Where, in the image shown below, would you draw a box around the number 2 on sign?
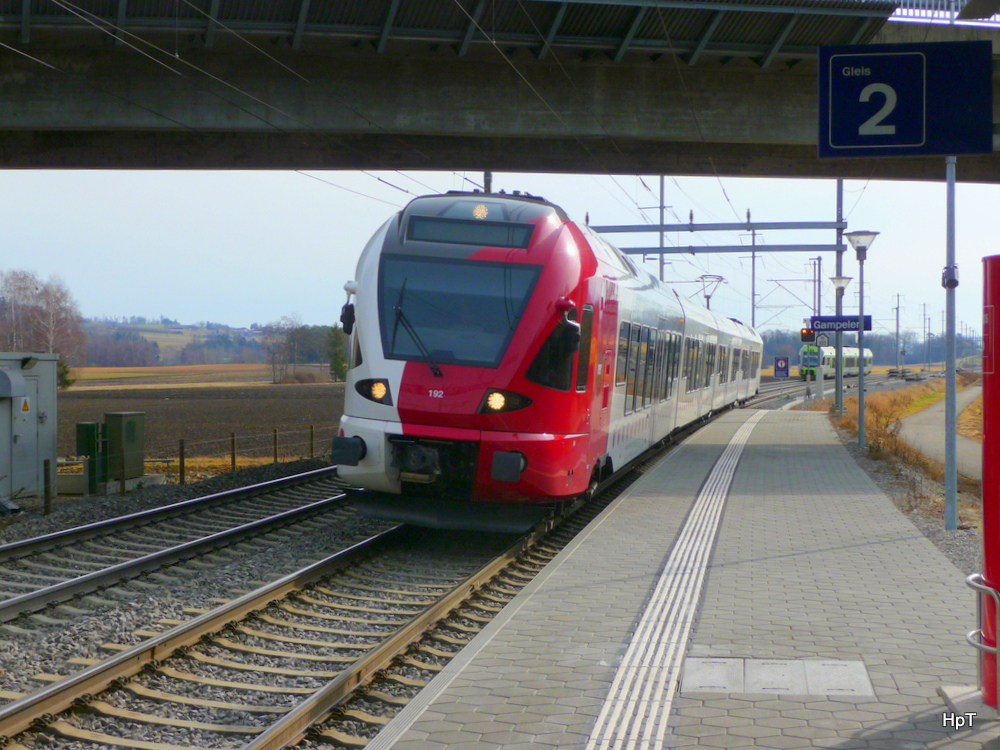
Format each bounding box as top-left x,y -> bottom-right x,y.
858,83 -> 897,136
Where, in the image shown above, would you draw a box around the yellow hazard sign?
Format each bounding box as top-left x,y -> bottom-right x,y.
20,398 -> 29,413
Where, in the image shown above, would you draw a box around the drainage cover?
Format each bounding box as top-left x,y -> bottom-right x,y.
681,658 -> 875,696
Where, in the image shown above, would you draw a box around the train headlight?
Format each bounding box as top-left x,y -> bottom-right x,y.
356,379 -> 393,405
478,389 -> 532,414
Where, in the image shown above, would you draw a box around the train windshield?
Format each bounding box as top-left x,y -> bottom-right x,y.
801,349 -> 820,367
379,255 -> 541,368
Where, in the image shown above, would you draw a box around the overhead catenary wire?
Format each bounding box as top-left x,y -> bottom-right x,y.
39,0 -> 448,205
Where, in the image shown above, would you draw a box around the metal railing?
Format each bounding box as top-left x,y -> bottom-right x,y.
965,572 -> 1000,704
892,0 -> 1000,26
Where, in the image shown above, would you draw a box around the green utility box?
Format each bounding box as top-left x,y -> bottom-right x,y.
75,421 -> 107,495
105,412 -> 145,481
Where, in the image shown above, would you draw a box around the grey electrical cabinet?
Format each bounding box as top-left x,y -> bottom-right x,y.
106,411 -> 145,480
0,353 -> 58,509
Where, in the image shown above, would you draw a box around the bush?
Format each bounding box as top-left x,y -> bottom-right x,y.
279,371 -> 321,384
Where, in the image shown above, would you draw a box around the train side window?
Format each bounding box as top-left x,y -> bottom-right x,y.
663,333 -> 675,399
627,324 -> 641,412
670,334 -> 681,392
683,338 -> 692,391
635,326 -> 649,410
525,309 -> 578,391
616,322 -> 630,387
576,305 -> 594,392
644,329 -> 657,407
731,347 -> 741,380
654,330 -> 666,401
705,343 -> 716,389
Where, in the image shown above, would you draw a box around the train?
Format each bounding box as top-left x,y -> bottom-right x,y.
798,344 -> 873,380
331,191 -> 763,531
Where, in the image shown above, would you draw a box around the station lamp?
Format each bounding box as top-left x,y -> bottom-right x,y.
844,231 -> 879,449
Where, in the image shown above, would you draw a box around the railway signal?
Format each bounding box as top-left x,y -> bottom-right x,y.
800,328 -> 815,343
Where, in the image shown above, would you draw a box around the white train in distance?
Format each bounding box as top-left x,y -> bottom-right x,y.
798,344 -> 873,380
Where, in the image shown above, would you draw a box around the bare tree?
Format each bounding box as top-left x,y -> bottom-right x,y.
261,315 -> 301,384
0,270 -> 85,386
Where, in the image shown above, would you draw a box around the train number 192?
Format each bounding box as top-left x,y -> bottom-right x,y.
428,389 -> 444,399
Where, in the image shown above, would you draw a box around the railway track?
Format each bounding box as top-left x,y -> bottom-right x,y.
0,376 -> 895,749
0,468 -> 356,623
0,448 -> 661,750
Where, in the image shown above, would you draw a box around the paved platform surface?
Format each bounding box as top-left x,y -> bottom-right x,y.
369,410 -> 996,749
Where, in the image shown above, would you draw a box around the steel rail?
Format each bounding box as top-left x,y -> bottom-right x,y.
0,525 -> 407,742
0,466 -> 340,562
243,521 -> 549,750
0,490 -> 348,623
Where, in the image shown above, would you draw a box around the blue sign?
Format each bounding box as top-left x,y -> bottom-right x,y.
818,41 -> 992,157
774,357 -> 789,379
811,315 -> 872,331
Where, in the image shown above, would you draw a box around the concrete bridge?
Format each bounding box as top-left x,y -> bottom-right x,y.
2,0 -> 999,181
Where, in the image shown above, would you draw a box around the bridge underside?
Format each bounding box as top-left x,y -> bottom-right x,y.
5,130 -> 993,182
0,11 -> 997,181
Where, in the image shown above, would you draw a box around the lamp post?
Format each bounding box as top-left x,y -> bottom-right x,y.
830,275 -> 852,416
845,231 -> 879,449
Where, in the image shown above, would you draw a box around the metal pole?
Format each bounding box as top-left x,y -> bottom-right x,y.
835,180 -> 844,416
43,459 -> 51,516
750,210 -> 757,327
945,155 -> 958,530
980,254 -> 1000,706
858,252 -> 866,449
659,175 -> 665,282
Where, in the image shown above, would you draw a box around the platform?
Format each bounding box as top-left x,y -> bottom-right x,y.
368,410 -> 997,749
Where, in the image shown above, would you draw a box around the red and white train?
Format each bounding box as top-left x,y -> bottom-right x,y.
332,191 -> 762,530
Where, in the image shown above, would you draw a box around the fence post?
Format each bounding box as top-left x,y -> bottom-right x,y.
310,425 -> 315,458
231,432 -> 237,473
43,459 -> 51,516
273,429 -> 278,463
179,439 -> 186,486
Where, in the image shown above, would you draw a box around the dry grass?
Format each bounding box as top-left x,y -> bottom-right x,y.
69,364 -> 332,389
832,372 -> 982,529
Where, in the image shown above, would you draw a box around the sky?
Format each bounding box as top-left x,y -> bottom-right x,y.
1,167 -> 996,343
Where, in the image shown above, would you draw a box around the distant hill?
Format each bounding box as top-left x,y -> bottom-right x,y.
82,320 -> 263,365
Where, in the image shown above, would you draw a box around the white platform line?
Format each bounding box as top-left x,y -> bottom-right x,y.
586,410 -> 767,750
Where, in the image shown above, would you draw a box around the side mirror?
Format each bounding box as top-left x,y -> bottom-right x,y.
340,303 -> 356,335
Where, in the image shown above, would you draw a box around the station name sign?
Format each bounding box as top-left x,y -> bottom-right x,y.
810,315 -> 872,331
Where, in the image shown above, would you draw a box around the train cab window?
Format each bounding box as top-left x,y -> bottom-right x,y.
379,255 -> 540,369
576,306 -> 594,392
526,308 -> 578,391
616,322 -> 630,387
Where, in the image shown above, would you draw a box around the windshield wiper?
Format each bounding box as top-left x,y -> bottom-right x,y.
392,279 -> 443,377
